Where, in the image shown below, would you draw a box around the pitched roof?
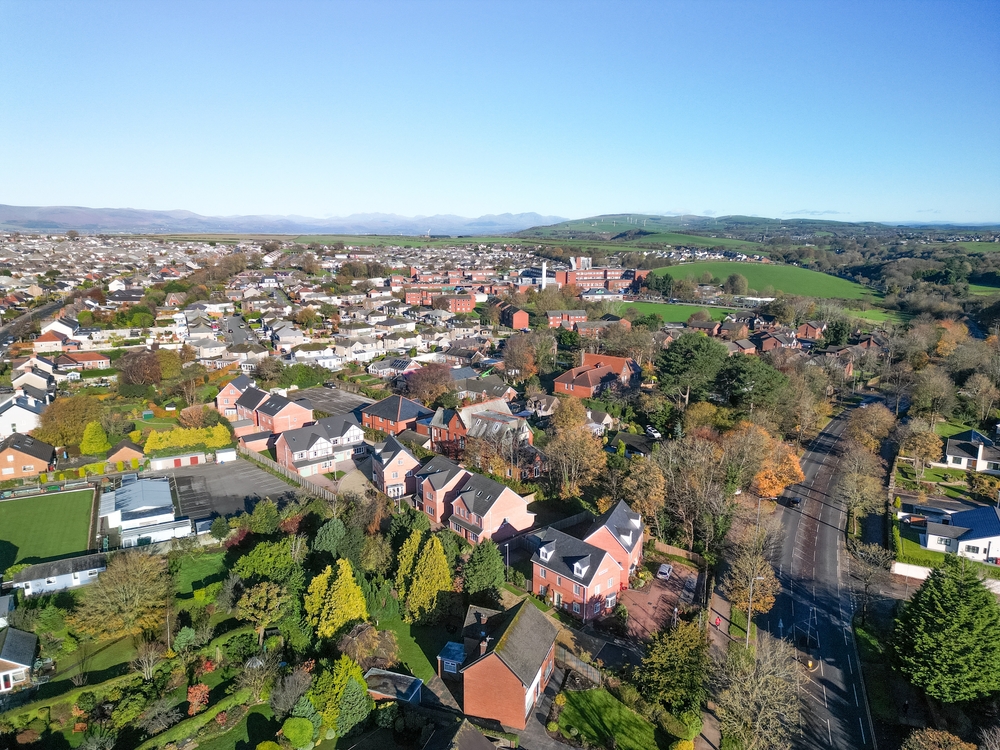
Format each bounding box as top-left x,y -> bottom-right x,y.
455,472 -> 516,517
107,438 -> 145,457
530,527 -> 617,587
235,387 -> 270,410
415,455 -> 466,490
945,506 -> 1000,541
946,430 -> 999,461
585,500 -> 643,554
12,553 -> 107,583
0,627 -> 37,669
423,720 -> 496,750
280,413 -> 363,452
362,395 -> 434,422
461,600 -> 557,686
372,435 -> 415,467
0,433 -> 54,462
256,394 -> 313,416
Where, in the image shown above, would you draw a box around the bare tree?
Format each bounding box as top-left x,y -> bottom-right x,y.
715,633 -> 800,750
269,668 -> 313,719
979,725 -> 1000,750
236,651 -> 280,702
130,640 -> 164,681
137,698 -> 182,735
70,643 -> 92,686
849,541 -> 894,625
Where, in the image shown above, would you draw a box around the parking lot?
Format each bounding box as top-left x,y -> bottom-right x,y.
150,460 -> 297,521
295,386 -> 373,415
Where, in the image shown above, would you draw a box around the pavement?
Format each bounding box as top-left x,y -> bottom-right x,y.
763,403 -> 878,749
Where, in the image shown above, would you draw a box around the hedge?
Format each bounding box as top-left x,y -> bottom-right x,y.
135,688 -> 252,749
144,424 -> 231,452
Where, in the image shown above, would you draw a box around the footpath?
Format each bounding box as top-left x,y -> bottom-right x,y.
696,588 -> 730,750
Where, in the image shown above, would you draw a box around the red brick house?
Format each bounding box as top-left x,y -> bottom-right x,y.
496,303 -> 529,330
436,294 -> 475,314
215,374 -> 256,418
687,320 -> 721,337
546,310 -> 588,329
797,321 -> 826,340
413,456 -> 535,542
553,353 -> 641,398
361,395 -> 434,436
530,527 -> 623,621
583,501 -> 644,580
437,601 -> 558,730
370,436 -> 422,498
0,434 -> 55,480
419,400 -> 532,456
234,387 -> 270,424
254,394 -> 314,434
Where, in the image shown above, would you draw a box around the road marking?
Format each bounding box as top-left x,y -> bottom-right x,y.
854,683 -> 859,706
820,660 -> 825,677
823,684 -> 828,709
859,717 -> 866,745
847,654 -> 853,674
827,718 -> 833,744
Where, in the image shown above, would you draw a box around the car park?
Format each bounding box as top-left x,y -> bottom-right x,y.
789,496 -> 801,507
656,563 -> 673,580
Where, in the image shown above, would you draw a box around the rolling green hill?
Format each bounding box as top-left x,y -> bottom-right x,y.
516,214 -> 761,249
652,261 -> 874,300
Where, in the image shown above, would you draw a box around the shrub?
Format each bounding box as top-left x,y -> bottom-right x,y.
671,741 -> 695,750
76,692 -> 97,713
282,717 -> 315,748
257,744 -> 281,750
547,721 -> 559,733
554,692 -> 567,707
187,683 -> 210,715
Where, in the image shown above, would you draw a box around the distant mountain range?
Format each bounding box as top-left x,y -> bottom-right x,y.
0,205 -> 567,236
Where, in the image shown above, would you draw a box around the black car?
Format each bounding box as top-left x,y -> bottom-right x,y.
789,496 -> 802,507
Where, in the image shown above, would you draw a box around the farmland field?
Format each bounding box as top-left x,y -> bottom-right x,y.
0,489 -> 94,571
620,301 -> 737,322
968,283 -> 1000,296
651,261 -> 873,300
844,308 -> 911,325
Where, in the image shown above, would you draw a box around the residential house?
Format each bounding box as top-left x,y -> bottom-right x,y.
752,332 -> 799,353
0,396 -> 45,439
441,348 -> 484,367
414,456 -> 468,524
370,435 -> 421,498
453,375 -> 518,403
12,553 -> 107,598
530,527 -> 623,621
687,320 -> 721,337
421,399 -> 532,456
368,357 -> 421,379
496,303 -> 529,330
797,321 -> 826,340
107,439 -> 145,466
546,310 -> 588,329
583,500 -> 644,579
32,330 -> 71,354
215,374 -> 257,418
275,413 -> 366,477
361,395 -> 434,436
604,431 -> 654,458
0,627 -> 37,693
436,294 -> 476,314
553,352 -> 641,398
944,430 -> 1000,473
921,506 -> 1000,561
0,434 -> 54,479
583,408 -> 614,436
254,394 -> 314,434
55,351 -> 112,370
446,470 -> 535,543
437,601 -> 558,730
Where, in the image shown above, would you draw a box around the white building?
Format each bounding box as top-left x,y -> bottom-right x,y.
99,477 -> 192,547
0,395 -> 46,439
12,553 -> 108,598
922,506 -> 1000,562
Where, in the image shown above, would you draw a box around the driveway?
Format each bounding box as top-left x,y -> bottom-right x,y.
619,566 -> 698,639
520,664 -> 570,750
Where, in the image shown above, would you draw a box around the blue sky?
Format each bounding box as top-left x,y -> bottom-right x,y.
1,0 -> 997,223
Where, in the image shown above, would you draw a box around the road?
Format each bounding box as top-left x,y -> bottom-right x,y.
762,405 -> 878,749
221,314 -> 254,346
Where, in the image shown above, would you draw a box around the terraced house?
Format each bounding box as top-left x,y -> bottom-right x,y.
275,413 -> 366,477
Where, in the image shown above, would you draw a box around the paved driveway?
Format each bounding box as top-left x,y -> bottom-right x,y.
150,459 -> 297,521
620,566 -> 698,639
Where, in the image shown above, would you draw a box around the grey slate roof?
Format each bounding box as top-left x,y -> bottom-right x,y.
372,435 -> 414,467
281,413 -> 362,452
926,521 -> 969,540
235,387 -> 269,410
529,527 -> 613,587
0,627 -> 37,668
0,433 -> 54,462
585,500 -> 643,555
422,720 -> 496,750
945,430 -> 1000,462
12,553 -> 107,584
455,472 -> 512,516
225,373 -> 255,392
416,455 -> 465,491
362,395 -> 434,422
460,600 -> 557,687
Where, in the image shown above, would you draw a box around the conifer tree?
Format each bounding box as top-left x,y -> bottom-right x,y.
313,518 -> 346,556
394,529 -> 425,600
79,420 -> 111,455
636,620 -> 709,713
305,559 -> 368,638
309,655 -> 372,732
405,535 -> 452,624
892,556 -> 1000,703
463,539 -> 505,602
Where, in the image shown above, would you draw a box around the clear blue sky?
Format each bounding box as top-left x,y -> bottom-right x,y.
1,1 -> 997,224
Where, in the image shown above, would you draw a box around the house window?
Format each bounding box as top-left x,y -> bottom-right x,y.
952,456 -> 962,465
443,660 -> 458,673
989,462 -> 1000,471
556,576 -> 562,586
470,533 -> 479,543
392,472 -> 398,479
965,545 -> 981,554
606,593 -> 616,608
573,584 -> 582,596
539,568 -> 546,579
572,602 -> 581,614
45,578 -> 55,584
593,601 -> 602,614
88,570 -> 98,577
939,537 -> 953,547
595,584 -> 601,594
608,577 -> 615,589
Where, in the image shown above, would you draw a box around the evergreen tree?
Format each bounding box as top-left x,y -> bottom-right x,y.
305,559 -> 368,638
389,507 -> 430,549
79,420 -> 111,455
313,518 -> 346,557
463,539 -> 505,603
361,576 -> 398,625
636,621 -> 709,713
394,529 -> 425,600
249,497 -> 280,535
405,536 -> 452,624
309,655 -> 370,731
336,674 -> 374,737
892,556 -> 1000,703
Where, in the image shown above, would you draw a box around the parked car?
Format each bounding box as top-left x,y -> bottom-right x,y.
645,425 -> 662,440
656,563 -> 673,580
789,496 -> 801,507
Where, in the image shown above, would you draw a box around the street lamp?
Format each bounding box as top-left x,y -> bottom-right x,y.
746,575 -> 765,649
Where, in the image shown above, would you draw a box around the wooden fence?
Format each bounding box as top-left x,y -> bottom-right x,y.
236,445 -> 338,504
556,644 -> 602,686
644,533 -> 707,567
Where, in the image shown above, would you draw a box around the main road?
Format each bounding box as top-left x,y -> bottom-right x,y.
760,404 -> 878,749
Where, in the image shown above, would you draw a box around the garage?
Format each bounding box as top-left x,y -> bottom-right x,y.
149,453 -> 206,471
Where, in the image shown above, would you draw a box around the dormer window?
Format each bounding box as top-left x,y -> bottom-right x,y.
539,544 -> 554,563
573,560 -> 590,577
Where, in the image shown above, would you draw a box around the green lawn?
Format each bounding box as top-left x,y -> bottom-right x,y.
651,261 -> 873,299
969,283 -> 1000,295
934,420 -> 970,439
844,308 -> 911,325
174,551 -> 228,596
620,301 -> 736,322
728,605 -> 757,643
379,616 -> 451,683
558,688 -> 662,750
897,523 -> 947,567
0,489 -> 94,571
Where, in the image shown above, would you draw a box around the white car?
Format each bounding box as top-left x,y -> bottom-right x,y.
645,425 -> 662,440
656,563 -> 673,580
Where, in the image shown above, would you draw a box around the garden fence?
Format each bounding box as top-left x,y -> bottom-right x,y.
556,645 -> 602,686
235,444 -> 338,504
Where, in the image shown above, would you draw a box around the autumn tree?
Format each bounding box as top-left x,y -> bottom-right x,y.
723,546 -> 779,618
846,403 -> 896,453
550,395 -> 586,432
236,582 -> 289,639
117,349 -> 162,386
406,363 -> 454,405
405,535 -> 452,624
155,348 -> 182,380
71,553 -> 170,639
502,334 -> 537,383
621,457 -> 666,531
546,425 -> 607,498
304,560 -> 368,638
722,273 -> 748,296
34,395 -> 103,446
839,472 -> 885,534
964,372 -> 999,423
902,430 -> 943,476
901,729 -> 975,750
911,365 -> 956,424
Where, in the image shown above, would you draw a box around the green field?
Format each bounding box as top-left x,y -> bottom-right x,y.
969,283 -> 1000,296
844,308 -> 911,325
652,261 -> 874,300
620,301 -> 737,322
558,688 -> 661,750
0,490 -> 94,571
